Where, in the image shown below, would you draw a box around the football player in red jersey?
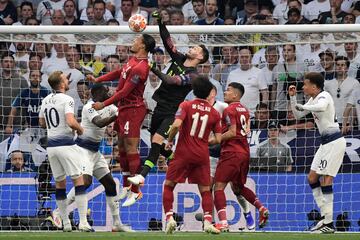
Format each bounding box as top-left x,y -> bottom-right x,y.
87,34 -> 156,207
213,82 -> 269,231
163,76 -> 221,234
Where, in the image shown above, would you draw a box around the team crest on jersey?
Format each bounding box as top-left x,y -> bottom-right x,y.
131,75 -> 140,84
69,101 -> 74,107
88,108 -> 95,114
225,115 -> 231,125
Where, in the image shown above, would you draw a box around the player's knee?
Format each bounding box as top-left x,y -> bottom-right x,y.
152,133 -> 164,144
100,174 -> 117,196
307,173 -> 318,185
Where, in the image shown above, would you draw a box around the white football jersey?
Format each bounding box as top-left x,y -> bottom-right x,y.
213,101 -> 228,116
291,91 -> 339,135
39,93 -> 75,142
80,99 -> 118,143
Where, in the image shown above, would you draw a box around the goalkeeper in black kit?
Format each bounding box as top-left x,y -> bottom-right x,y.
128,11 -> 210,188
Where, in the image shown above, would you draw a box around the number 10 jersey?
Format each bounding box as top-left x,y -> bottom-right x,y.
39,92 -> 76,147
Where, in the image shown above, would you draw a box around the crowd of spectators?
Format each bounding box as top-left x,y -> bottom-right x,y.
0,0 -> 359,173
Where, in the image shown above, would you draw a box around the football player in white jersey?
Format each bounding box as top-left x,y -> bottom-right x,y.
52,84 -> 133,232
289,72 -> 346,234
39,71 -> 92,232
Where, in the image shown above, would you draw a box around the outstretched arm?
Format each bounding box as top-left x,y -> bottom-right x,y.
154,12 -> 185,62
150,62 -> 195,86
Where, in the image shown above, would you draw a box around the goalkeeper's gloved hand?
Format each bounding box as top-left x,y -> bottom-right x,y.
152,11 -> 162,23
149,61 -> 157,72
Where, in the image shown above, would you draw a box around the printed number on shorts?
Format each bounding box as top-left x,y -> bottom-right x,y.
124,121 -> 129,134
319,159 -> 328,171
190,112 -> 209,139
240,114 -> 249,136
44,107 -> 60,129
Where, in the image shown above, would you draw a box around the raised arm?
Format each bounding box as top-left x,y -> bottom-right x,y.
87,69 -> 122,83
290,96 -> 309,119
150,62 -> 195,86
153,11 -> 185,62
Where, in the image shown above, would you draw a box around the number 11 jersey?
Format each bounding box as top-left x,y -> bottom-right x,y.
174,99 -> 221,161
39,93 -> 76,146
221,102 -> 250,155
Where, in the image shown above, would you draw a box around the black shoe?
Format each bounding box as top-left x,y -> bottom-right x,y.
311,222 -> 335,234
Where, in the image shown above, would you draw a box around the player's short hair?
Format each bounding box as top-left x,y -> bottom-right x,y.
192,75 -> 213,99
199,44 -> 209,64
142,34 -> 156,54
48,71 -> 63,90
91,84 -> 107,98
228,82 -> 245,97
304,72 -> 324,90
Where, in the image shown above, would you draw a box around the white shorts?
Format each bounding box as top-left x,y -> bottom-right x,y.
79,147 -> 110,180
210,157 -> 219,178
47,145 -> 83,181
311,137 -> 346,177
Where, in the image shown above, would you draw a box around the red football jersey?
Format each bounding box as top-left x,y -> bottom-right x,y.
99,56 -> 149,110
221,102 -> 250,155
174,99 -> 221,161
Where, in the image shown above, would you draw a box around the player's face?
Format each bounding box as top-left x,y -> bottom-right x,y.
206,88 -> 216,105
130,36 -> 144,53
187,46 -> 203,62
60,73 -> 70,91
224,86 -> 237,103
302,79 -> 317,96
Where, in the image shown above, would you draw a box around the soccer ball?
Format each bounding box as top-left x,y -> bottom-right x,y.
128,14 -> 147,32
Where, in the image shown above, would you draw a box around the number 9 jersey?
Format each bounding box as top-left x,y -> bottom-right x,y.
39,93 -> 76,146
221,102 -> 250,155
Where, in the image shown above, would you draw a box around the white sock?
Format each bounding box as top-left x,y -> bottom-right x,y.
56,199 -> 71,226
322,186 -> 334,224
312,187 -> 324,216
75,193 -> 89,225
106,196 -> 120,226
66,187 -> 76,206
237,195 -> 250,213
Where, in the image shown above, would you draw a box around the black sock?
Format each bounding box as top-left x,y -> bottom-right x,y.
141,142 -> 161,177
160,143 -> 173,158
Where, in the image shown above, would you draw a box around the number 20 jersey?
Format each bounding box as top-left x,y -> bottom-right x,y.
221,102 -> 250,155
39,93 -> 76,146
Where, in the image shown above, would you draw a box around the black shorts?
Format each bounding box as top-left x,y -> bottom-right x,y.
149,110 -> 175,138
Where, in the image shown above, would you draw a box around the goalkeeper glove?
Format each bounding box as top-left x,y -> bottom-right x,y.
149,61 -> 157,72
152,11 -> 162,23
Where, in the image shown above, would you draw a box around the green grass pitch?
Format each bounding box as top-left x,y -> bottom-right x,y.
0,232 -> 358,240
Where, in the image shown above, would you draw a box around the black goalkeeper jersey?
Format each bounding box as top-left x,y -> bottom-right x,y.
152,22 -> 198,114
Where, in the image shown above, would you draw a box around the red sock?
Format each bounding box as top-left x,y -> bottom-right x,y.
163,185 -> 174,219
214,190 -> 227,222
123,175 -> 130,188
201,191 -> 213,223
131,184 -> 139,193
241,186 -> 263,210
119,151 -> 128,171
127,153 -> 140,175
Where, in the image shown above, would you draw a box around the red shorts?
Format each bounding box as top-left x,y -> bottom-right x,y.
214,152 -> 249,186
114,106 -> 146,138
166,156 -> 211,186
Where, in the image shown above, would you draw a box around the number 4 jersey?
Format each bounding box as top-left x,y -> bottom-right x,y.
174,99 -> 221,161
39,93 -> 76,146
221,102 -> 250,155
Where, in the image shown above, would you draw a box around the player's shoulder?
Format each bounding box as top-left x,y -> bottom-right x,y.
83,99 -> 94,111
318,91 -> 332,99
